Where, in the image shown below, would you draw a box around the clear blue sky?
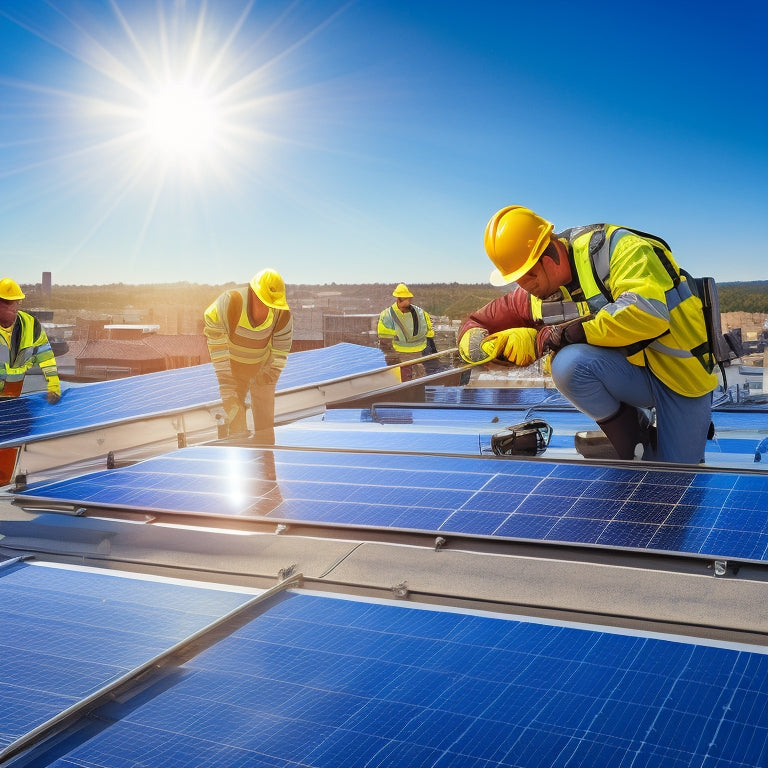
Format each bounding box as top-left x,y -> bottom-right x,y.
1,0 -> 766,287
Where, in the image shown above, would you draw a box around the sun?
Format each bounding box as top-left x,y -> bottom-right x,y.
140,80 -> 223,165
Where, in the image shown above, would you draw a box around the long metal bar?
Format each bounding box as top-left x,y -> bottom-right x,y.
0,572 -> 302,766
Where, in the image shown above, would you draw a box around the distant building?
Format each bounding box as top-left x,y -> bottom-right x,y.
104,324 -> 161,340
65,335 -> 210,381
42,272 -> 51,298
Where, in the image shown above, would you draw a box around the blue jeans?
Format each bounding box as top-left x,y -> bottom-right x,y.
551,344 -> 713,464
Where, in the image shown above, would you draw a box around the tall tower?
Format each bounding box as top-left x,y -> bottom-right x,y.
42,271 -> 52,298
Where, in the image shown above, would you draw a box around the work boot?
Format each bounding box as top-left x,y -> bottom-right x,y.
596,402 -> 651,460
575,404 -> 654,460
574,431 -> 620,460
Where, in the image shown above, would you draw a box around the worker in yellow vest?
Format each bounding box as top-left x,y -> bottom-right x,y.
377,284 -> 436,381
204,269 -> 293,443
458,206 -> 717,464
0,277 -> 61,403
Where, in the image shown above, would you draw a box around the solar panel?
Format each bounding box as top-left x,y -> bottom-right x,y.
325,406 -> 768,458
426,385 -> 573,408
30,591 -> 768,768
13,445 -> 768,563
276,426 -> 488,454
0,561 -> 254,749
426,385 -> 768,417
0,343 -> 387,448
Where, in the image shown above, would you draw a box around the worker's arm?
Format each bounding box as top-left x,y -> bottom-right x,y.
261,310 -> 293,384
458,288 -> 536,338
29,322 -> 61,402
376,308 -> 397,340
458,288 -> 538,364
203,294 -> 237,398
376,308 -> 397,354
424,311 -> 435,339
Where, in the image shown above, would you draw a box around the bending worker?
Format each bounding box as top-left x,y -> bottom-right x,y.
0,277 -> 61,403
458,206 -> 718,464
204,268 -> 293,443
377,283 -> 436,381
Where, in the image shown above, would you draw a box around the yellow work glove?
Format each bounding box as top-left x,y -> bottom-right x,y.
458,328 -> 491,364
46,374 -> 61,404
481,327 -> 538,367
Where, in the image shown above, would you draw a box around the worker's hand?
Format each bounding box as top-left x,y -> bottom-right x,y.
458,328 -> 490,364
483,327 -> 538,367
258,368 -> 280,386
535,316 -> 591,357
46,391 -> 61,405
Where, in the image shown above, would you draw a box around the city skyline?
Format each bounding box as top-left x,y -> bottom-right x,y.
1,0 -> 766,287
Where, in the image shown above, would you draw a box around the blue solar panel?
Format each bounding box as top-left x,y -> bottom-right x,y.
276,427 -> 488,454
0,562 -> 253,750
325,406 -> 768,457
426,385 -> 573,407
13,445 -> 768,563
34,592 -> 768,767
426,385 -> 768,417
0,343 -> 387,447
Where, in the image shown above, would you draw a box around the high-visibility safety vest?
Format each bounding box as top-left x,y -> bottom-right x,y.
377,304 -> 434,353
204,287 -> 293,378
0,310 -> 60,398
530,225 -> 718,398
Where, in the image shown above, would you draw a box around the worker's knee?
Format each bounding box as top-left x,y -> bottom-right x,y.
550,344 -> 592,390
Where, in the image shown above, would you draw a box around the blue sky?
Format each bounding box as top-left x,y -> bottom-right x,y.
0,0 -> 766,287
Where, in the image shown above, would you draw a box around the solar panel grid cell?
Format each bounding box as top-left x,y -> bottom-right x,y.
12,445 -> 768,561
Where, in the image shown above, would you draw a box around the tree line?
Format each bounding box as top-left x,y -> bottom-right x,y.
21,279 -> 768,321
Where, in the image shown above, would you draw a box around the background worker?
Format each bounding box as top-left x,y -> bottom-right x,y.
377,283 -> 437,381
204,268 -> 293,443
458,206 -> 718,464
0,277 -> 61,403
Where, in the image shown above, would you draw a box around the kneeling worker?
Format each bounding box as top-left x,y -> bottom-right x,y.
458,206 -> 718,464
0,277 -> 61,403
204,269 -> 293,443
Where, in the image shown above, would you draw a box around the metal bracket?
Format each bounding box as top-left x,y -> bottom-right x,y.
713,560 -> 728,577
434,536 -> 447,552
392,581 -> 409,599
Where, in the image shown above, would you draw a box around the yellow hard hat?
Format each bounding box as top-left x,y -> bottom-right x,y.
484,206 -> 554,285
0,278 -> 25,301
392,283 -> 413,298
250,268 -> 288,310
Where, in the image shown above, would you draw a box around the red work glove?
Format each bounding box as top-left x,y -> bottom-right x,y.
535,316 -> 591,358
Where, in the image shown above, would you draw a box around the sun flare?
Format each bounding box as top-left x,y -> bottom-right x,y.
140,81 -> 223,164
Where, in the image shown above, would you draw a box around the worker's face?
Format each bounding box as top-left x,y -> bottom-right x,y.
396,297 -> 411,310
516,240 -> 570,299
0,298 -> 20,328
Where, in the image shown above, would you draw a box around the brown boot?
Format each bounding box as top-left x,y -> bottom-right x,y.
595,403 -> 647,460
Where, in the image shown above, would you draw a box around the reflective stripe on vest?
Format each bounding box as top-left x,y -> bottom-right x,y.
385,305 -> 428,352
